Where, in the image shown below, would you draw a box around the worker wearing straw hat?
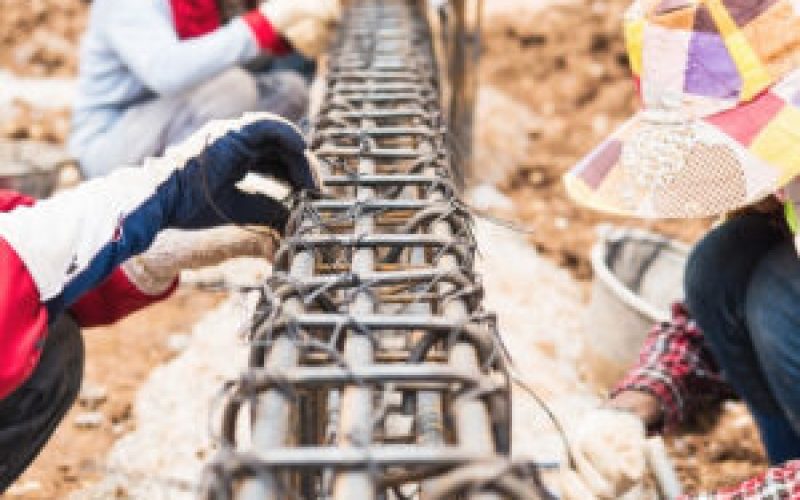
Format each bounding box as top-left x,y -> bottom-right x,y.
560,0 -> 800,497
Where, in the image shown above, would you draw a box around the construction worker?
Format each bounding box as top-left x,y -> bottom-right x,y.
558,0 -> 800,498
0,113 -> 320,491
69,0 -> 340,179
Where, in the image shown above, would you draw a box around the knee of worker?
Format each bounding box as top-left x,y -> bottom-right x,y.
185,68 -> 261,125
746,244 -> 800,428
683,230 -> 733,322
684,214 -> 783,327
33,316 -> 84,403
254,70 -> 310,123
0,316 -> 84,423
745,243 -> 800,358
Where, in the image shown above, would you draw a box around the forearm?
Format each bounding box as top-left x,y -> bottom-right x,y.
611,302 -> 731,432
69,267 -> 178,327
0,163 -> 177,314
607,388 -> 664,431
0,113 -> 306,319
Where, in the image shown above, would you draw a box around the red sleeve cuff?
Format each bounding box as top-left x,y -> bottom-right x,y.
242,10 -> 292,56
0,190 -> 36,212
70,268 -> 178,328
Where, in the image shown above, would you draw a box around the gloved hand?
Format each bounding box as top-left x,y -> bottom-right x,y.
152,112 -> 322,231
260,0 -> 341,58
0,112 -> 318,316
563,408 -> 648,499
122,226 -> 279,295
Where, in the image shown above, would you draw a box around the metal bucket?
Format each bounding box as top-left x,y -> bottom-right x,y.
0,140 -> 71,198
584,225 -> 689,390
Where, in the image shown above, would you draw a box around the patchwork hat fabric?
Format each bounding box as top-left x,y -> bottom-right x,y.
564,0 -> 800,218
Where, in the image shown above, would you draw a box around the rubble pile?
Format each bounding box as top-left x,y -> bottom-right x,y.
1,100 -> 71,144
0,0 -> 87,77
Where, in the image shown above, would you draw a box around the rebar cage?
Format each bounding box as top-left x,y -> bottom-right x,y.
201,1 -> 553,498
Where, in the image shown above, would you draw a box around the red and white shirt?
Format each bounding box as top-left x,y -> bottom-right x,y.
0,190 -> 175,401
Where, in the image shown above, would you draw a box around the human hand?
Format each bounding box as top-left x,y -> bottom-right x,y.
260,0 -> 341,58
150,112 -> 321,231
566,408 -> 648,499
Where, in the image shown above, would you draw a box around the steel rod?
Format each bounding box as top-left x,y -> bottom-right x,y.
200,1 -> 542,498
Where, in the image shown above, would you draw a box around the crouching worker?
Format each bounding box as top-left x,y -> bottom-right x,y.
0,113 -> 320,491
69,0 -> 340,178
555,0 -> 800,497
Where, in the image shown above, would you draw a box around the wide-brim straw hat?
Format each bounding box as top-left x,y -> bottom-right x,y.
564,0 -> 800,218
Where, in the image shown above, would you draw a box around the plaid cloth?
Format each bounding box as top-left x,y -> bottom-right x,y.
690,461 -> 800,499
612,302 -> 800,499
611,302 -> 732,432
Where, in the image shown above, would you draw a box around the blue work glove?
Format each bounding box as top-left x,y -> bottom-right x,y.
164,114 -> 320,232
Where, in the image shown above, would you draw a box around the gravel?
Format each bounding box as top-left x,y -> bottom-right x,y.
0,70 -> 76,109
70,220 -> 641,498
71,291 -> 260,500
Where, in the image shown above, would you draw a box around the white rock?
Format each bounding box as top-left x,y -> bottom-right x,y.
473,85 -> 540,188
166,334 -> 191,354
467,183 -> 514,211
74,412 -> 104,429
79,384 -> 108,410
0,70 -> 76,109
5,480 -> 42,496
72,297 -> 256,500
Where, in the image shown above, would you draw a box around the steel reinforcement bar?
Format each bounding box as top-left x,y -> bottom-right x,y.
201,1 -> 553,498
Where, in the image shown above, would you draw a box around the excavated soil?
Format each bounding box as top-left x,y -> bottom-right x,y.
6,288 -> 225,499
0,0 -> 85,77
0,0 -> 83,143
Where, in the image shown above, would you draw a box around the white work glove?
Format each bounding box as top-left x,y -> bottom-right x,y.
122,226 -> 279,295
562,408 -> 648,499
260,0 -> 341,58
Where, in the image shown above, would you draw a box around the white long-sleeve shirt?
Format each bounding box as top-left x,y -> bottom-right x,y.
69,0 -> 287,160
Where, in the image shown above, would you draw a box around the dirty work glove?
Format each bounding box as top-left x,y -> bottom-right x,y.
260,0 -> 341,58
0,113 -> 317,317
564,408 -> 648,499
122,226 -> 279,295
157,111 -> 322,230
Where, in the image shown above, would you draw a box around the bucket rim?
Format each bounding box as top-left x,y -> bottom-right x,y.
591,225 -> 689,323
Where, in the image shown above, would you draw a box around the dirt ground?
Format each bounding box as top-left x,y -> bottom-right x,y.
0,0 -> 85,77
480,2 -> 714,280
0,0 -> 773,496
0,0 -> 81,143
6,288 -> 225,499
